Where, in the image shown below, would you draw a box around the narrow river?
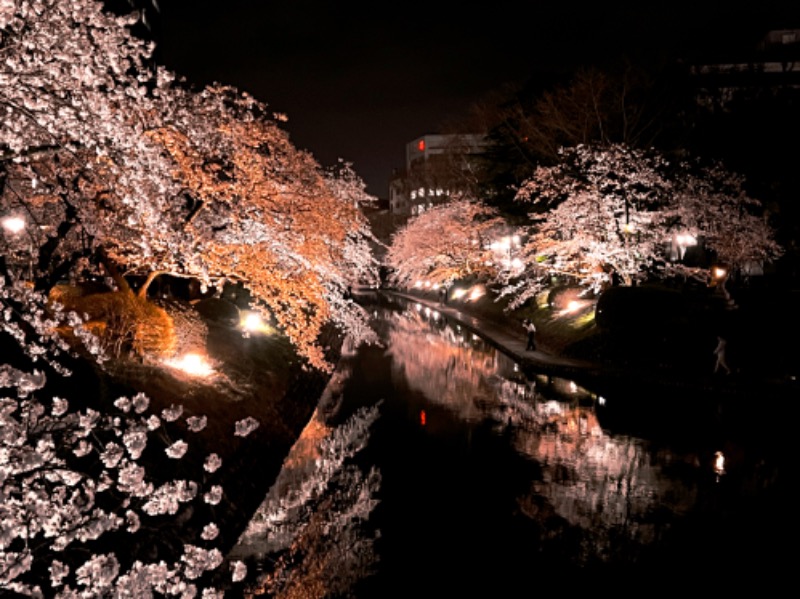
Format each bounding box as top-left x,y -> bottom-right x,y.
230,291 -> 793,596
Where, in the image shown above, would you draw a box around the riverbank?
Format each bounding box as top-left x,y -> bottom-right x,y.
373,287 -> 799,402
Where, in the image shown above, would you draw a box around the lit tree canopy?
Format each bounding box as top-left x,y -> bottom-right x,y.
503,144 -> 783,308
385,199 -> 507,289
0,0 -> 378,370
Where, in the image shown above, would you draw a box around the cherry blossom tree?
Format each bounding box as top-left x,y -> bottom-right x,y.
385,199 -> 508,290
143,84 -> 379,369
501,144 -> 783,309
0,280 -> 262,596
0,0 -> 379,370
0,1 -> 378,594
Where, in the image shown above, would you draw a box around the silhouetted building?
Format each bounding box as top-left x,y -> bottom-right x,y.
690,28 -> 800,108
388,134 -> 489,216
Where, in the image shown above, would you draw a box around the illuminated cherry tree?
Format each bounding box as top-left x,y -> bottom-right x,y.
0,0 -> 378,370
0,281 -> 262,596
501,144 -> 783,308
0,1 -> 377,595
385,199 -> 507,289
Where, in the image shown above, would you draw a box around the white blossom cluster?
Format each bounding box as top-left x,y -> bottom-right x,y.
503,144 -> 783,307
0,282 -> 251,596
386,143 -> 783,312
0,0 -> 380,372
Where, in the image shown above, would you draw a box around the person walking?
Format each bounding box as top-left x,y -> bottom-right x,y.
713,335 -> 731,374
523,319 -> 537,351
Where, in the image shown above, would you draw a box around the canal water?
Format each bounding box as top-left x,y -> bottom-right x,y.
231,291 -> 793,596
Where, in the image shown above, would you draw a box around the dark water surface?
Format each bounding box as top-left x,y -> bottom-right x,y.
232,292 -> 794,596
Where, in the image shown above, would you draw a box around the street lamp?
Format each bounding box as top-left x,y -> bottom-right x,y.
2,216 -> 25,234
491,234 -> 522,273
675,233 -> 697,260
1,215 -> 33,279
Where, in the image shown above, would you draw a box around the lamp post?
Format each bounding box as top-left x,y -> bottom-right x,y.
492,234 -> 522,274
675,233 -> 697,261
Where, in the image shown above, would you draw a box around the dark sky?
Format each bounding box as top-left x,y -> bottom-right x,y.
152,1 -> 799,198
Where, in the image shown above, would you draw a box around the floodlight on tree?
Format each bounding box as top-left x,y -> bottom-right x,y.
467,286 -> 485,302
240,311 -> 273,335
163,352 -> 215,378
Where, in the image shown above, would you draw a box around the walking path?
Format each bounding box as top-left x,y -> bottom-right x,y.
379,289 -> 798,400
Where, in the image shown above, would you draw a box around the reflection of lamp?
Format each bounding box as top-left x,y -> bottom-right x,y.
713,450 -> 725,478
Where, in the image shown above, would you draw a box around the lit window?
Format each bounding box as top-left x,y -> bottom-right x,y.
418,187 -> 425,197
410,190 -> 416,200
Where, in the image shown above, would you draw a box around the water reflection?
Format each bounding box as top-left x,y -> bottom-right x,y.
230,292 -> 792,595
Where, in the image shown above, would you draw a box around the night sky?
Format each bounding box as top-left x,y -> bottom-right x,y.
152,1 -> 799,198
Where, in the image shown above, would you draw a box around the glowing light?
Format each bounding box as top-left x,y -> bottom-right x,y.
420,410 -> 426,426
467,286 -> 484,302
2,216 -> 25,234
558,298 -> 592,317
164,352 -> 215,377
713,451 -> 725,477
452,288 -> 467,300
713,266 -> 727,280
240,311 -> 272,334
